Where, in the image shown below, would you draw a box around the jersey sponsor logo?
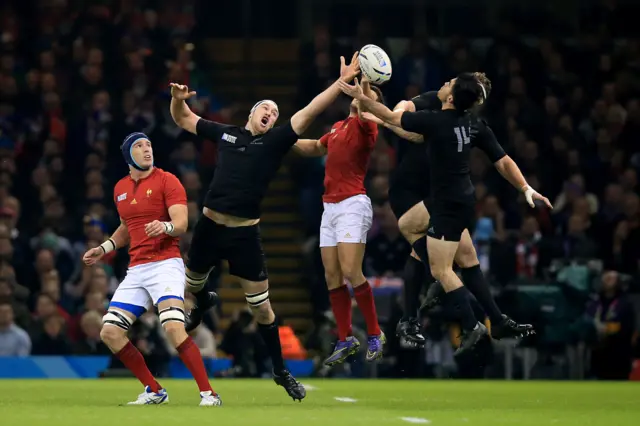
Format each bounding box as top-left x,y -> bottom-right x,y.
117,193 -> 127,202
222,133 -> 237,144
238,147 -> 246,152
330,128 -> 336,133
427,226 -> 435,234
146,189 -> 152,197
250,138 -> 263,145
131,198 -> 138,205
344,232 -> 352,238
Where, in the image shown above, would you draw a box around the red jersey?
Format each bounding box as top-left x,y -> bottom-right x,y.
320,116 -> 378,203
114,168 -> 187,267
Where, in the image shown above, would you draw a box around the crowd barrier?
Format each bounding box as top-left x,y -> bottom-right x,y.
0,356 -> 315,379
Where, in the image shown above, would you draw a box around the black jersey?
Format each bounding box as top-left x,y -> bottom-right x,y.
196,119 -> 298,219
400,109 -> 506,204
389,91 -> 441,193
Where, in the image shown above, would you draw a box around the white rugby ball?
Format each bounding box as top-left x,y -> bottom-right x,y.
358,44 -> 392,85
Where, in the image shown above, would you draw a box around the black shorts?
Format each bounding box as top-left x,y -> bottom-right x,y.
425,200 -> 476,242
388,182 -> 429,220
186,215 -> 268,282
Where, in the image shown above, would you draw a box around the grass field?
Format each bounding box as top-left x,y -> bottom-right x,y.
0,379 -> 637,426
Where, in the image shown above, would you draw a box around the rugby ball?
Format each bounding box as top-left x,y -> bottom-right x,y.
358,44 -> 392,85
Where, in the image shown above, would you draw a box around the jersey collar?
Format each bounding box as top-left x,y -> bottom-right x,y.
129,167 -> 158,183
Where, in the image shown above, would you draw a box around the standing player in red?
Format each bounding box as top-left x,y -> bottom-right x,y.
293,79 -> 386,366
82,132 -> 221,406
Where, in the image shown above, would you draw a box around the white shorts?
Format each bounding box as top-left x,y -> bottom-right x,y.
109,257 -> 185,317
320,194 -> 373,247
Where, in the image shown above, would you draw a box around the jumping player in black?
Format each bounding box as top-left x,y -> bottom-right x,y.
169,53 -> 360,400
341,73 -> 552,355
367,73 -> 535,347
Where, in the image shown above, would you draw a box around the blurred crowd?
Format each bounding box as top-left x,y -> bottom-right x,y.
0,0 -> 638,380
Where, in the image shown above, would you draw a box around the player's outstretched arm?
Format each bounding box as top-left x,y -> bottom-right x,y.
169,83 -> 200,134
292,139 -> 327,157
338,78 -> 403,127
290,52 -> 360,136
494,156 -> 553,209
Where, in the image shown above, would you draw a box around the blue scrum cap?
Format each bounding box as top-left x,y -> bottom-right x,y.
121,132 -> 152,171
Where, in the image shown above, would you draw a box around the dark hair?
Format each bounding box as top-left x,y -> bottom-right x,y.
369,85 -> 385,105
452,72 -> 482,111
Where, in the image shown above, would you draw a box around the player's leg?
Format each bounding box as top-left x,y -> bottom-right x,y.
334,194 -> 384,361
184,215 -> 221,332
320,237 -> 360,366
228,225 -> 305,401
426,204 -> 488,356
394,200 -> 439,345
455,231 -> 534,339
151,258 -> 222,406
101,275 -> 167,405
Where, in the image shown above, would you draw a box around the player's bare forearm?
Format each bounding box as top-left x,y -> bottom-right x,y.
384,123 -> 424,143
292,139 -> 326,157
290,80 -> 342,135
395,100 -> 416,113
494,155 -> 528,190
110,223 -> 130,248
170,98 -> 200,134
360,97 -> 403,127
167,204 -> 188,236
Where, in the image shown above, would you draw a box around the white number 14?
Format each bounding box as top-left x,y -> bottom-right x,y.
454,126 -> 470,152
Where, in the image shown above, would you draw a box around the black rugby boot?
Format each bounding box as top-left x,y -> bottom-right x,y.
454,322 -> 489,357
273,369 -> 306,402
396,318 -> 426,347
185,291 -> 219,333
491,314 -> 535,340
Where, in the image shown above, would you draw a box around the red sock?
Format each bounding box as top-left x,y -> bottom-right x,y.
329,285 -> 352,341
353,281 -> 381,336
177,336 -> 213,393
115,341 -> 161,393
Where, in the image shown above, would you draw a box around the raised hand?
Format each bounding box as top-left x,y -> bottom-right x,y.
338,78 -> 366,100
169,83 -> 197,100
339,52 -> 360,82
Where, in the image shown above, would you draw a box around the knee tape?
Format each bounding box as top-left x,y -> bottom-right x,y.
185,269 -> 210,293
159,306 -> 185,326
245,290 -> 269,307
102,310 -> 133,331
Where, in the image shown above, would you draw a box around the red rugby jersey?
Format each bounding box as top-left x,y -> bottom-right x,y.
113,168 -> 187,267
320,116 -> 378,203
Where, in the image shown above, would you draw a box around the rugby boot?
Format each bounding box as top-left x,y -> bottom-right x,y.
365,332 -> 386,362
396,318 -> 426,347
491,314 -> 535,340
454,322 -> 489,357
126,386 -> 169,405
323,336 -> 361,366
199,390 -> 222,406
273,369 -> 306,402
419,280 -> 445,314
185,291 -> 219,333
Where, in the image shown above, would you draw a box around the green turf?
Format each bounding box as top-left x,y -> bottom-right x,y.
0,379 -> 637,426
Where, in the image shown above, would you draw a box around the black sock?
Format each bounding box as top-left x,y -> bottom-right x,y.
461,265 -> 502,323
258,319 -> 286,374
411,236 -> 435,282
445,287 -> 478,331
401,256 -> 425,320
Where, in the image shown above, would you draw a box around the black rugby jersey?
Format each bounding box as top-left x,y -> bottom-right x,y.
390,91 -> 441,194
400,109 -> 506,204
196,119 -> 298,219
